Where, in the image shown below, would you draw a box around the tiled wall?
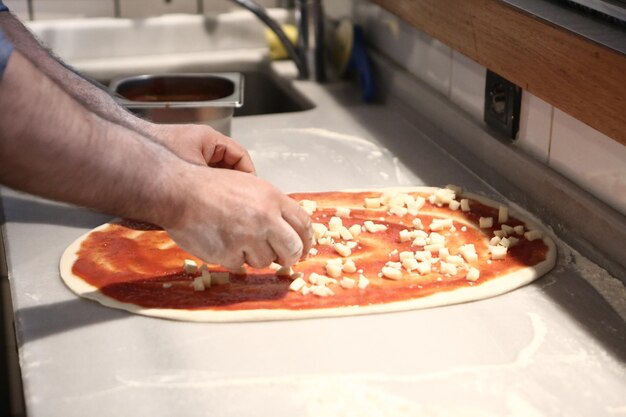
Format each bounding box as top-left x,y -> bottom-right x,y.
355,3 -> 626,216
3,0 -> 280,20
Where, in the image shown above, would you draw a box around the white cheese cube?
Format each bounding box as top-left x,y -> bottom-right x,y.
334,242 -> 352,257
446,184 -> 463,194
339,226 -> 354,240
399,251 -> 415,261
459,244 -> 478,263
449,200 -> 461,210
162,283 -> 172,289
201,268 -> 212,287
290,272 -> 304,281
289,277 -> 306,292
382,266 -> 403,280
358,275 -> 370,289
466,267 -> 480,281
317,237 -> 333,246
309,248 -> 318,256
414,250 -> 432,261
312,223 -> 328,240
414,196 -> 426,211
460,199 -> 471,212
428,232 -> 446,244
438,247 -> 450,259
346,241 -> 358,249
402,258 -> 419,271
325,261 -> 343,277
299,199 -> 317,215
415,261 -> 432,275
212,272 -> 230,285
445,255 -> 464,265
461,226 -> 468,232
499,237 -> 511,248
340,277 -> 356,289
364,197 -> 382,208
192,276 -> 205,291
429,218 -> 454,231
269,262 -> 282,271
348,224 -> 362,237
411,237 -> 426,247
490,245 -> 508,260
301,286 -> 311,295
328,216 -> 343,232
494,230 -> 507,238
389,206 -> 408,217
501,224 -> 515,234
498,206 -> 509,223
440,261 -> 458,275
514,225 -> 525,235
336,207 -> 351,218
183,259 -> 198,274
524,230 -> 543,241
424,243 -> 444,252
428,194 -> 437,204
310,285 -> 334,297
374,224 -> 388,232
342,259 -> 357,273
276,266 -> 294,276
399,229 -> 412,243
412,218 -> 424,230
385,261 -> 402,269
479,217 -> 493,228
325,230 -> 341,239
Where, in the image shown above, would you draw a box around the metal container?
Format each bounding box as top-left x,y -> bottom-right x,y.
109,73 -> 244,135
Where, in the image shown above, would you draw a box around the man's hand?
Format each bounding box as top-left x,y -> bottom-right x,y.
164,166 -> 312,271
144,123 -> 256,174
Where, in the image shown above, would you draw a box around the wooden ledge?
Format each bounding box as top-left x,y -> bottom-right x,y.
372,0 -> 626,146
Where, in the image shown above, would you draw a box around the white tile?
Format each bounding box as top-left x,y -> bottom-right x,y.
515,91 -> 552,163
550,109 -> 626,215
121,0 -> 197,18
354,3 -> 451,95
449,50 -> 486,122
5,0 -> 115,20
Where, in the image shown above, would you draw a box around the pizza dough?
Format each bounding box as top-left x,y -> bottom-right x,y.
59,187 -> 557,322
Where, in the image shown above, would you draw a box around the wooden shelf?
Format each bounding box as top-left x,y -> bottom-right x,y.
372,0 -> 626,146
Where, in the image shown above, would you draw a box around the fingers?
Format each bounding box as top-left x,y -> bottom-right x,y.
242,241 -> 276,269
268,218 -> 305,267
281,200 -> 313,259
204,132 -> 256,175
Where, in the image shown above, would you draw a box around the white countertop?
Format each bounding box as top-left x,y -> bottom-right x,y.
2,65 -> 626,417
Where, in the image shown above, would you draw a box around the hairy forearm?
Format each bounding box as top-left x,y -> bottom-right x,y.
0,51 -> 185,228
0,12 -> 156,136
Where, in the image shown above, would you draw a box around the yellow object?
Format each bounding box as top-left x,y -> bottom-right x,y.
265,24 -> 298,60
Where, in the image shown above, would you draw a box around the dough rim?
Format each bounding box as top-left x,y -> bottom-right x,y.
59,186 -> 557,322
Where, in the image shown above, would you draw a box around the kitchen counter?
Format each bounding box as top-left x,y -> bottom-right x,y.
2,57 -> 625,416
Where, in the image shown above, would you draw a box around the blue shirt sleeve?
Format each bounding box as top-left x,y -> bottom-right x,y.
0,29 -> 14,79
0,0 -> 8,12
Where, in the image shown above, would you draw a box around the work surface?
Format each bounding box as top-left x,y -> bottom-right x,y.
2,79 -> 625,416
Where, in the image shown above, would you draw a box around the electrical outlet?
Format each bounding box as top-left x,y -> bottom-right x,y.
484,70 -> 522,139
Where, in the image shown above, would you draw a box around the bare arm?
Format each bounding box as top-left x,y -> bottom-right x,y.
0,11 -> 255,172
0,51 -> 311,268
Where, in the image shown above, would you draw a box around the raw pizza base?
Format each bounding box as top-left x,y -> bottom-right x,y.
59,187 -> 557,322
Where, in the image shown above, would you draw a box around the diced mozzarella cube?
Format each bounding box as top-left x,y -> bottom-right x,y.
440,261 -> 458,275
424,243 -> 444,252
212,272 -> 230,285
328,216 -> 343,232
382,266 -> 403,280
524,230 -> 543,241
402,258 -> 419,271
342,259 -> 357,273
364,221 -> 387,233
201,268 -> 212,287
445,255 -> 464,265
428,232 -> 446,244
290,272 -> 304,281
374,224 -> 388,232
501,224 -> 514,234
466,267 -> 480,281
479,217 -> 493,228
192,276 -> 205,291
289,277 -> 306,292
415,261 -> 432,275
340,277 -> 356,289
412,218 -> 424,230
269,262 -> 282,271
446,184 -> 463,194
449,200 -> 461,210
460,199 -> 471,212
428,194 -> 437,204
348,224 -> 362,237
389,206 -> 408,217
434,188 -> 455,204
325,230 -> 341,239
399,251 -> 415,261
490,245 -> 508,260
399,229 -> 412,243
317,237 -> 333,246
430,218 -> 454,231
514,225 -> 525,235
364,197 -> 382,208
162,283 -> 172,289
325,262 -> 343,278
310,285 -> 334,297
461,226 -> 467,232
339,226 -> 354,240
301,286 -> 311,295
276,266 -> 293,276
499,237 -> 511,248
498,206 -> 509,223
358,274 -> 370,289
414,196 -> 426,211
334,242 -> 352,257
494,230 -> 507,238
414,250 -> 432,261
438,247 -> 450,259
309,248 -> 318,256
336,207 -> 351,218
347,241 -> 358,249
385,261 -> 402,269
459,244 -> 478,263
299,199 -> 317,215
183,259 -> 198,274
312,223 -> 328,240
